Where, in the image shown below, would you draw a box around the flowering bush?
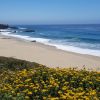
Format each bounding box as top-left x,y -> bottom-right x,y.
0,57 -> 100,99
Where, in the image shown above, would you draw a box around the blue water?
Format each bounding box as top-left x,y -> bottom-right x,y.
1,24 -> 100,56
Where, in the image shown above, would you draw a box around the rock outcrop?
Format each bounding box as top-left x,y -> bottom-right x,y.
24,29 -> 35,32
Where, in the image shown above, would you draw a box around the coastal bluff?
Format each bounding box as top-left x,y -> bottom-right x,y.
0,24 -> 18,29
0,24 -> 35,32
0,24 -> 9,29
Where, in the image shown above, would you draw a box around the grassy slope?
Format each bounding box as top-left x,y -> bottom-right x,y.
0,57 -> 100,100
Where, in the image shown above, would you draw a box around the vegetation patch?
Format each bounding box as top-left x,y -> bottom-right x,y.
0,57 -> 100,100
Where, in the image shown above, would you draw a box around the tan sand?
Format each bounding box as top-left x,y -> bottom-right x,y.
0,36 -> 100,71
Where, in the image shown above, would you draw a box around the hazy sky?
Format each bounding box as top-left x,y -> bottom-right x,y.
0,0 -> 100,24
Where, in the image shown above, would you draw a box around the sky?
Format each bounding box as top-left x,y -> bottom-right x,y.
0,0 -> 100,25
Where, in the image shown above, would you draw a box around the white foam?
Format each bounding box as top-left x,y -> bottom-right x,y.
18,27 -> 27,29
0,31 -> 50,43
0,29 -> 10,32
51,43 -> 100,57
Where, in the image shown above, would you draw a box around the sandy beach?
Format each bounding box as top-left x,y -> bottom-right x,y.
0,36 -> 100,71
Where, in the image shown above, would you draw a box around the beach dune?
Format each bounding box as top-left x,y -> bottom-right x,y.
0,37 -> 100,71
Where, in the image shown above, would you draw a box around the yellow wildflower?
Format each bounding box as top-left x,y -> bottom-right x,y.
27,91 -> 32,95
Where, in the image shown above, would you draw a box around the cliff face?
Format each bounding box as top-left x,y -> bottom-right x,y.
0,24 -> 9,29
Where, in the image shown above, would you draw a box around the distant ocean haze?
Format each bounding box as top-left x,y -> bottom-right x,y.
0,24 -> 100,56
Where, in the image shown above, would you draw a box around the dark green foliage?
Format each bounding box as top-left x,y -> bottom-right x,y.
0,56 -> 42,71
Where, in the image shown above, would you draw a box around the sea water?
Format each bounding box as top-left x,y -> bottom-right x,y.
0,24 -> 100,56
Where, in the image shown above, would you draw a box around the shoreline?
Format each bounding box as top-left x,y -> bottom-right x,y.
0,29 -> 100,57
0,35 -> 100,71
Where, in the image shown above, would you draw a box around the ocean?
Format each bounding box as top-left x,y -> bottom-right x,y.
0,24 -> 100,57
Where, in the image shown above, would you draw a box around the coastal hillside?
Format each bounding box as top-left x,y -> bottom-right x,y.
0,24 -> 9,29
0,24 -> 17,29
0,57 -> 99,100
